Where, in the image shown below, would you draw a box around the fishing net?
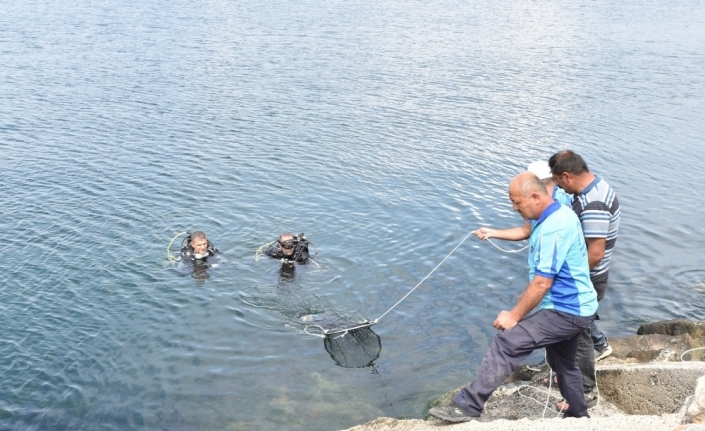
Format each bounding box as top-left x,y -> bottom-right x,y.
323,327 -> 382,368
300,314 -> 381,368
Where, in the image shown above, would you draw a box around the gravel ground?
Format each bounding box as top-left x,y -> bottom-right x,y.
344,412 -> 683,431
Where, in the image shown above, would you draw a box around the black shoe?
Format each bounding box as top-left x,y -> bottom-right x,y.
428,401 -> 480,423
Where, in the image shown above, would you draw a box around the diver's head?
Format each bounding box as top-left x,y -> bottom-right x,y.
277,232 -> 296,257
190,231 -> 209,258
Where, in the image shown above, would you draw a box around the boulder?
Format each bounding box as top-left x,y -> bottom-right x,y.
637,319 -> 705,338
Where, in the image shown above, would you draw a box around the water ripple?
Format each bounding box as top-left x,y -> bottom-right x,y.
1,0 -> 705,430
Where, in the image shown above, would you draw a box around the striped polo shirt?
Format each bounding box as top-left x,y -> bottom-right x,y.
571,176 -> 620,283
530,202 -> 598,317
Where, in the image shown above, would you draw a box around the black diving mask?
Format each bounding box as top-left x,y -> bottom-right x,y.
279,239 -> 296,250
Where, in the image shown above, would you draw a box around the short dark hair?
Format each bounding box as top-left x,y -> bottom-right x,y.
191,231 -> 207,242
549,150 -> 590,175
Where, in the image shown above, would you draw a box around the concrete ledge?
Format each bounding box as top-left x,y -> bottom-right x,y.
341,320 -> 705,431
597,362 -> 705,415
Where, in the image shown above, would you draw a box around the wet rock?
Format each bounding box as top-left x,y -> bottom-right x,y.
609,333 -> 704,362
627,349 -> 667,362
637,319 -> 705,338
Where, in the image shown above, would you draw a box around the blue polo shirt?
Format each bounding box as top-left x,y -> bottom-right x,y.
553,186 -> 573,207
529,202 -> 597,317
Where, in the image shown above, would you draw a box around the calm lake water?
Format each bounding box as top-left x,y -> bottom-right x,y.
2,1 -> 705,430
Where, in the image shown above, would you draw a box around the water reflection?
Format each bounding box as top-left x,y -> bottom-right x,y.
277,260 -> 297,284
191,262 -> 212,282
2,0 -> 704,430
173,253 -> 225,284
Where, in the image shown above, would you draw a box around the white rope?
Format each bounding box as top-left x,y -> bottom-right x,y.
486,238 -> 528,253
303,229 -> 521,336
310,230 -> 474,336
167,232 -> 188,262
681,347 -> 705,361
374,230 -> 475,323
303,325 -> 327,338
517,349 -> 601,417
254,241 -> 276,262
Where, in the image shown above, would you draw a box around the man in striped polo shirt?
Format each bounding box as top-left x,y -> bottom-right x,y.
549,150 -> 620,406
429,172 -> 597,422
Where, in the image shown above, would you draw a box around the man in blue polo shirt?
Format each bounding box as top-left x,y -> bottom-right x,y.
429,172 -> 597,422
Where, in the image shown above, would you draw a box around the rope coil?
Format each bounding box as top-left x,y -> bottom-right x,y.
167,232 -> 188,262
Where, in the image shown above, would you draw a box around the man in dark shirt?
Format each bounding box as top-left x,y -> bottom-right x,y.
266,232 -> 310,263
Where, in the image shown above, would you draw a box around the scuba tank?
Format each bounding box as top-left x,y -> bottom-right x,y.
291,233 -> 310,262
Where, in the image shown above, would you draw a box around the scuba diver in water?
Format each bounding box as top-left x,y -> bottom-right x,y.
265,232 -> 311,263
176,231 -> 224,281
180,231 -> 220,262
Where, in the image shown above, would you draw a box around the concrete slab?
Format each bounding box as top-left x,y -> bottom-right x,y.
597,362 -> 705,415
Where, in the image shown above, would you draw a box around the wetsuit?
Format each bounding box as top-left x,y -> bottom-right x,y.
180,241 -> 220,263
265,241 -> 310,263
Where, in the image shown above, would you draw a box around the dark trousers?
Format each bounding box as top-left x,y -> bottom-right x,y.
576,279 -> 608,391
454,309 -> 595,418
575,327 -> 596,392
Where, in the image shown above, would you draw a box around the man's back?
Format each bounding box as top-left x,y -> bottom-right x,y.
571,176 -> 620,283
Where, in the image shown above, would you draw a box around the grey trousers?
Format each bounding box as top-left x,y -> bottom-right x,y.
454,309 -> 595,418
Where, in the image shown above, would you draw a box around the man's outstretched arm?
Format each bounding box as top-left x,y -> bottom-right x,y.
474,222 -> 531,241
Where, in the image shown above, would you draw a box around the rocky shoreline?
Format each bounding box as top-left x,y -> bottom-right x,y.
340,319 -> 705,431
